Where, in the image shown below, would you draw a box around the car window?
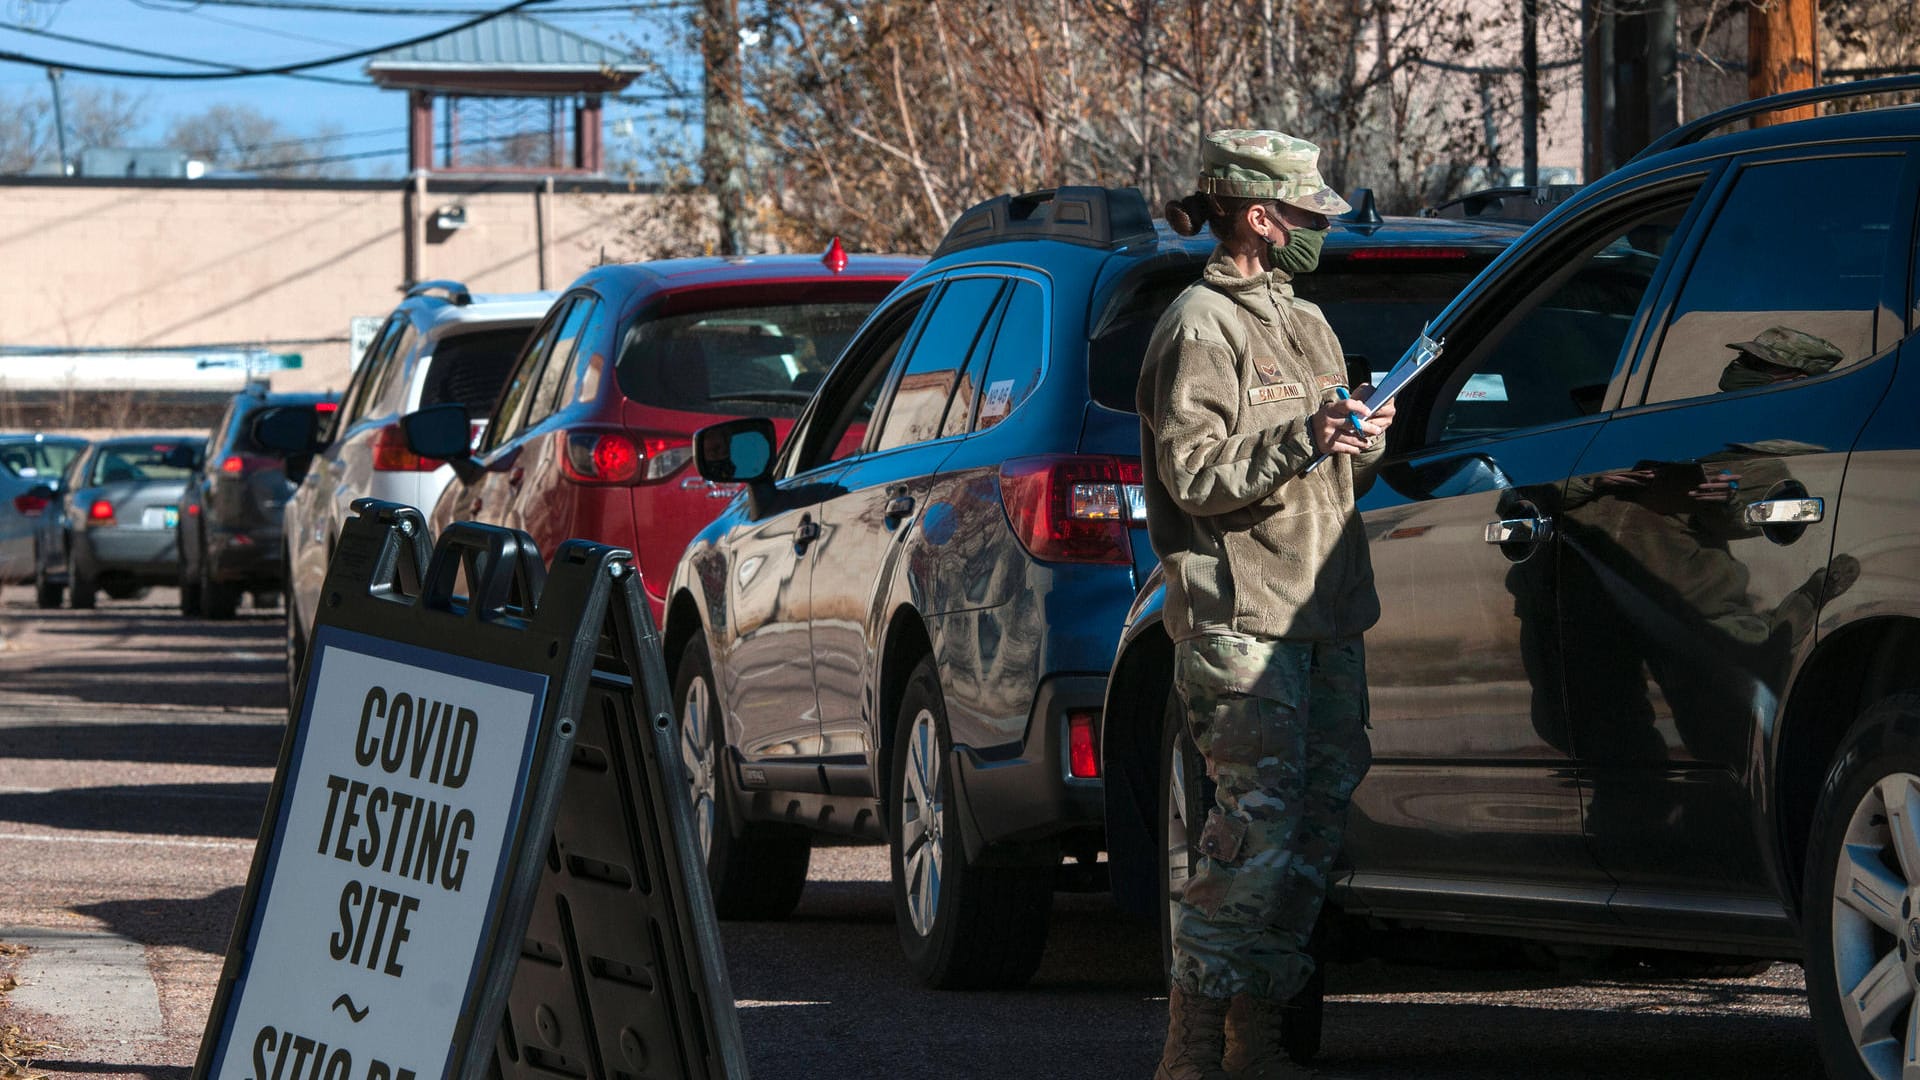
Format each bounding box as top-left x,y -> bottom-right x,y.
338,316 -> 400,425
0,441 -> 81,480
792,290 -> 930,474
616,300 -> 878,420
1643,155 -> 1906,405
90,443 -> 194,486
531,296 -> 598,424
365,323 -> 419,417
969,279 -> 1047,433
1434,200 -> 1689,443
418,325 -> 537,413
484,300 -> 572,452
559,298 -> 616,408
874,277 -> 1004,453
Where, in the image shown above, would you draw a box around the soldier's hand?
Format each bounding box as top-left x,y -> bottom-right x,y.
1356,384 -> 1395,436
1309,396 -> 1380,456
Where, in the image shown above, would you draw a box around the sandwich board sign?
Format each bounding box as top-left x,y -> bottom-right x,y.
194,500 -> 746,1080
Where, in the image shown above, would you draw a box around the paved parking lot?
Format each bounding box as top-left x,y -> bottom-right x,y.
0,590 -> 1821,1079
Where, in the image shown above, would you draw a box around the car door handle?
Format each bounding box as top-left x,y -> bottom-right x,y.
794,515 -> 821,555
885,494 -> 915,521
468,497 -> 482,516
1744,497 -> 1824,526
1485,516 -> 1553,544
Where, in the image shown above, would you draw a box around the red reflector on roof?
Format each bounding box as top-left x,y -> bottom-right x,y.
822,236 -> 849,274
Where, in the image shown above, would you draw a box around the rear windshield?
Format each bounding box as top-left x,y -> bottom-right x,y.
89,443 -> 193,486
0,440 -> 82,480
420,326 -> 537,412
1088,258 -> 1488,412
616,302 -> 879,419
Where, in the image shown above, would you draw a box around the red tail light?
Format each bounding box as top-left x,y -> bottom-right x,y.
371,422 -> 442,472
998,455 -> 1144,565
220,455 -> 244,474
1067,711 -> 1100,778
12,492 -> 49,516
315,401 -> 339,414
88,499 -> 115,524
557,430 -> 691,485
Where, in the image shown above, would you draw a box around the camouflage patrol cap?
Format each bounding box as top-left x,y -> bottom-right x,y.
1724,326 -> 1845,375
1198,129 -> 1352,215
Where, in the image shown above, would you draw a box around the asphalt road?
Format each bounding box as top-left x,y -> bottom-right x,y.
0,589 -> 1823,1079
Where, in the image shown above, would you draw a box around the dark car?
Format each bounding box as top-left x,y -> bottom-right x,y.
666,189 -> 1522,989
1,433 -> 86,601
178,387 -> 339,619
1099,78 -> 1920,1076
35,435 -> 198,608
407,246 -> 921,627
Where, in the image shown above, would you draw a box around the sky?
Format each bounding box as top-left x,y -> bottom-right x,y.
0,0 -> 699,177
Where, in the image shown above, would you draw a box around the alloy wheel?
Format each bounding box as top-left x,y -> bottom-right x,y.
1167,734 -> 1194,927
678,676 -> 717,861
1831,772 -> 1920,1078
898,707 -> 944,938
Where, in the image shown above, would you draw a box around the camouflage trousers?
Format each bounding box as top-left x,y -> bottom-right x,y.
1169,633 -> 1371,1002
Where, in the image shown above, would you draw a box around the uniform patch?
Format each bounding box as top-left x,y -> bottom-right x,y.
1316,374 -> 1349,392
1252,355 -> 1285,383
1248,382 -> 1305,405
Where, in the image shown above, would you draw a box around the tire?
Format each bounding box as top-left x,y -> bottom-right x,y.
1805,690 -> 1920,1080
673,634 -> 810,921
201,556 -> 240,620
33,547 -> 61,610
69,565 -> 96,610
1157,684 -> 1321,1065
889,654 -> 1052,990
178,569 -> 202,615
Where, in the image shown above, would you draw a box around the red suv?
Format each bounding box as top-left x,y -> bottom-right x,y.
409,246 -> 921,615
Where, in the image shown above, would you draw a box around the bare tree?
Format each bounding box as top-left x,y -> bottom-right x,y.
164,103 -> 347,178
0,83 -> 146,175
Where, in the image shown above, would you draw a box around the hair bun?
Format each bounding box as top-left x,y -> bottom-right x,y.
1164,194 -> 1204,237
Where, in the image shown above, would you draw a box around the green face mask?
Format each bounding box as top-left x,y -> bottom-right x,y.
1269,224 -> 1328,275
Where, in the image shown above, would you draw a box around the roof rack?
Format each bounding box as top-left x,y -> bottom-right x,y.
1632,73 -> 1920,163
404,279 -> 473,306
1421,184 -> 1582,224
933,186 -> 1155,258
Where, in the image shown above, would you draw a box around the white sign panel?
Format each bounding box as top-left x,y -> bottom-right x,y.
207,628 -> 547,1080
349,317 -> 384,372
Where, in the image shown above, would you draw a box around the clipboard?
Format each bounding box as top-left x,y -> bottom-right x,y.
1302,325 -> 1445,474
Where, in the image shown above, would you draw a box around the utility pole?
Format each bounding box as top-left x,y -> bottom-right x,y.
1522,0 -> 1539,187
1750,0 -> 1818,124
45,66 -> 69,176
701,0 -> 750,254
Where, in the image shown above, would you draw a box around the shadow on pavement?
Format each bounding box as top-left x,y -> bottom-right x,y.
0,783 -> 266,838
35,1063 -> 188,1080
0,722 -> 283,766
0,656 -> 282,710
73,886 -> 244,957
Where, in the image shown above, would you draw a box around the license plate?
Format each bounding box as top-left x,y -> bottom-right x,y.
143,507 -> 179,529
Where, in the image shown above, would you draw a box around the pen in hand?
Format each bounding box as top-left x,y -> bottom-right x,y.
1334,386 -> 1367,435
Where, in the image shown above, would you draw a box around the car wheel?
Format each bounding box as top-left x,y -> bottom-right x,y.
69,565 -> 97,610
1157,684 -> 1321,1064
178,565 -> 203,615
33,546 -> 62,610
889,654 -> 1052,990
673,634 -> 810,920
1806,691 -> 1920,1080
201,556 -> 239,620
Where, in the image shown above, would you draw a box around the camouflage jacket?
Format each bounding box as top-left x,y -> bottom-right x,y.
1137,246 -> 1383,643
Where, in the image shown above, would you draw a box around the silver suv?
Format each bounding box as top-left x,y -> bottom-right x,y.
281,281 -> 556,694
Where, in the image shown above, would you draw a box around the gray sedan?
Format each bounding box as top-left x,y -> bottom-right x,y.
0,434 -> 86,593
35,436 -> 197,609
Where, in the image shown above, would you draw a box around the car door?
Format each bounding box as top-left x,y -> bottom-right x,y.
719,287 -> 932,783
1562,147 -> 1917,936
1343,179 -> 1707,926
808,274 -> 1005,787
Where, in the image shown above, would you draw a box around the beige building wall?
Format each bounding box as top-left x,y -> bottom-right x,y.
0,178 -> 683,396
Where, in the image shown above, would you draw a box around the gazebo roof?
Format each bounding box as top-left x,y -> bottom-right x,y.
367,13 -> 645,95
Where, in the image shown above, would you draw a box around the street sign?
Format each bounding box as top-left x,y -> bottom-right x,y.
349,317 -> 383,372
195,500 -> 745,1080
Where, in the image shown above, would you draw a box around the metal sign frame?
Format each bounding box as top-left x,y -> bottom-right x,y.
194,499 -> 746,1080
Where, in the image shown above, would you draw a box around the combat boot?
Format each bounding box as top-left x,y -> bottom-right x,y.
1155,985 -> 1232,1080
1222,970 -> 1323,1080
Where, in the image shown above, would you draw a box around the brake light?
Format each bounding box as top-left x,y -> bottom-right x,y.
371,422 -> 441,472
1068,711 -> 1100,778
315,401 -> 339,414
998,455 -> 1144,565
557,431 -> 691,485
88,499 -> 115,524
1343,246 -> 1470,261
220,455 -> 243,474
11,492 -> 48,516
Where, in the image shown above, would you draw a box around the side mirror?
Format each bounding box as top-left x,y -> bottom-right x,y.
251,405 -> 326,485
401,404 -> 482,484
694,417 -> 776,487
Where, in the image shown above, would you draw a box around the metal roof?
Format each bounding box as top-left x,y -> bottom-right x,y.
366,13 -> 644,73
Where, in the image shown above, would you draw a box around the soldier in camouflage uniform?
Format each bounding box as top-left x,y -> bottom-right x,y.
1138,130 -> 1393,1080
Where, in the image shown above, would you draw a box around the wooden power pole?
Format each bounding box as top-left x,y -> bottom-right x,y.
1749,0 -> 1819,123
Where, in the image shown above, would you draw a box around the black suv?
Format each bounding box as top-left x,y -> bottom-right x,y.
178,386 -> 337,618
669,189 -> 1519,989
1100,79 -> 1920,1076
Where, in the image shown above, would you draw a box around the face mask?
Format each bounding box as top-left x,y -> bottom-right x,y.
1269,223 -> 1328,275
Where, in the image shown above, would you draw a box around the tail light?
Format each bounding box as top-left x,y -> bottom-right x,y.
88,499 -> 116,525
218,454 -> 276,475
1067,710 -> 1100,778
12,492 -> 49,516
557,430 -> 691,485
371,422 -> 442,472
998,455 -> 1144,565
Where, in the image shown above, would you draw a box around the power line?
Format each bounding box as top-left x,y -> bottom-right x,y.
0,19 -> 368,85
0,0 -> 557,80
118,0 -> 688,14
